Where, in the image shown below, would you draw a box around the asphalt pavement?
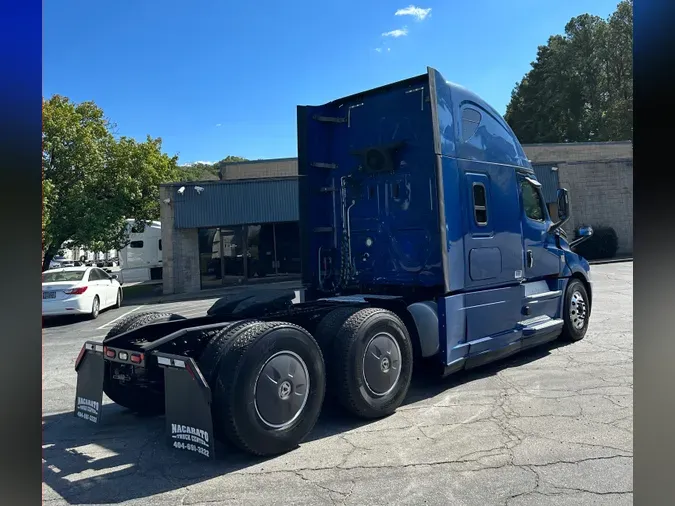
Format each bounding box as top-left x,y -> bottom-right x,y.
42,263 -> 633,506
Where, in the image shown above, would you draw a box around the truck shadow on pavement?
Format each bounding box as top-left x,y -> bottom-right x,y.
43,313 -> 114,328
42,339 -> 571,504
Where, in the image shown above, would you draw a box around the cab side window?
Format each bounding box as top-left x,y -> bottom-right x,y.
520,179 -> 546,222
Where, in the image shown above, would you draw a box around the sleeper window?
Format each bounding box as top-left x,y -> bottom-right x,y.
472,183 -> 488,225
461,107 -> 482,142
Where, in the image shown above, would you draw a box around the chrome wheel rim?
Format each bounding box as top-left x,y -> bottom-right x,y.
569,291 -> 587,330
362,332 -> 402,397
254,351 -> 310,429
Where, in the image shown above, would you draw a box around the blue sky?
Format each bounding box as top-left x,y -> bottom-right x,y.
44,0 -> 621,165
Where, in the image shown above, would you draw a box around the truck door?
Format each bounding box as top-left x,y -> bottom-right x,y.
517,175 -> 561,280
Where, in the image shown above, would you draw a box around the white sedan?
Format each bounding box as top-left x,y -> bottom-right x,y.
42,266 -> 123,319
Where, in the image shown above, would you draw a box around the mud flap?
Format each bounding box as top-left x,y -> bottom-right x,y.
74,341 -> 105,423
154,352 -> 216,460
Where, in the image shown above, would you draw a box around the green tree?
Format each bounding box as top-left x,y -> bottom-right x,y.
42,95 -> 180,271
505,0 -> 632,143
213,155 -> 248,180
176,156 -> 248,181
42,172 -> 54,254
176,162 -> 219,181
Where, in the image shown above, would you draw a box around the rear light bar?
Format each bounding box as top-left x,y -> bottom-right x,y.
103,346 -> 144,366
65,286 -> 88,295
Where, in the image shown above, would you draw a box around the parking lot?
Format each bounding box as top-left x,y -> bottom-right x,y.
42,262 -> 633,506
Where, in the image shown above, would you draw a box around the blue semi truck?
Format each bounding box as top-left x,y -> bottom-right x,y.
73,67 -> 594,458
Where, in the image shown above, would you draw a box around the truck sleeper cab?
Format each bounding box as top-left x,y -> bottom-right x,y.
73,67 -> 594,459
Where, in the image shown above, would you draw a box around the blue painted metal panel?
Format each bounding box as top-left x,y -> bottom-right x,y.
298,73 -> 443,291
439,284 -> 524,367
462,286 -> 523,355
429,68 -> 531,168
171,178 -> 298,229
438,131 -> 526,293
531,165 -> 560,203
431,67 -> 533,293
297,67 -> 562,295
438,293 -> 468,367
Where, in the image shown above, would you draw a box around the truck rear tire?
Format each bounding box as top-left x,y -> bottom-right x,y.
560,278 -> 590,342
314,306 -> 359,350
197,319 -> 261,386
103,311 -> 186,415
211,321 -> 325,456
330,307 -> 413,419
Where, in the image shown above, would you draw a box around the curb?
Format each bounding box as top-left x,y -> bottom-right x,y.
588,257 -> 633,265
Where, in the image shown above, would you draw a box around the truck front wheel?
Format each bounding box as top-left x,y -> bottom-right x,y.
212,321 -> 326,456
560,278 -> 591,342
330,308 -> 413,419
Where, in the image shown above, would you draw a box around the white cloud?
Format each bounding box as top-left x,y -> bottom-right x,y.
184,161 -> 215,166
382,27 -> 408,37
375,48 -> 382,52
215,123 -> 222,127
395,5 -> 432,21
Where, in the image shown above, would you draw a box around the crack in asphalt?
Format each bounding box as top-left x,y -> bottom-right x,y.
42,263 -> 633,505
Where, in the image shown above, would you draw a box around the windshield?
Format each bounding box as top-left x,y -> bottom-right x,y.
42,271 -> 86,283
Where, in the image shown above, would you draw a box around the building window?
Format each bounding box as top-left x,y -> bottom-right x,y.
472,183 -> 488,225
520,179 -> 546,222
247,224 -> 274,278
273,222 -> 301,276
198,226 -> 247,289
198,222 -> 300,290
198,228 -> 221,289
129,241 -> 144,248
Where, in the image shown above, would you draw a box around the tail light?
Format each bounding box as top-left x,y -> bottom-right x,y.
65,286 -> 88,295
104,347 -> 115,358
130,353 -> 143,364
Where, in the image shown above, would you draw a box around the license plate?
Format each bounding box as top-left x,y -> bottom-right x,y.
43,291 -> 56,299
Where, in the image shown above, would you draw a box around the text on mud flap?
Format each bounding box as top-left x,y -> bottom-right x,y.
76,397 -> 100,414
171,423 -> 209,446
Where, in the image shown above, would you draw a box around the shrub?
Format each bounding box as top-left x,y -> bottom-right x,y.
574,225 -> 619,260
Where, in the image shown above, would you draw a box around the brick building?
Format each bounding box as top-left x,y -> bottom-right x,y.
160,142 -> 632,295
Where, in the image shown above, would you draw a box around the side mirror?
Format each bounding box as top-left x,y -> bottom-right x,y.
556,188 -> 570,222
548,188 -> 571,234
569,226 -> 594,249
111,274 -> 118,280
577,226 -> 593,238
